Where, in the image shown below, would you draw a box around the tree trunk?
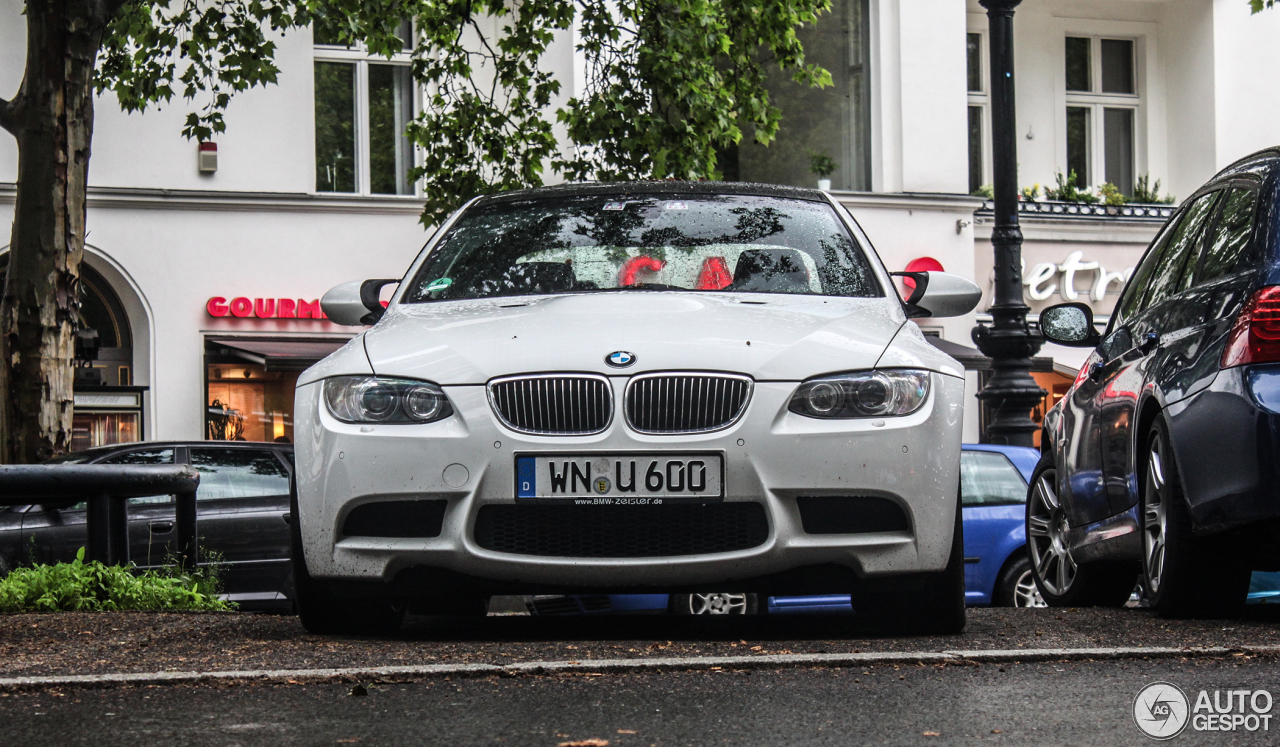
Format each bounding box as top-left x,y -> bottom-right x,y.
0,0 -> 111,463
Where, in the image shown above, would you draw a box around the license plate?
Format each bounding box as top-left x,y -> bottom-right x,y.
515,453 -> 724,501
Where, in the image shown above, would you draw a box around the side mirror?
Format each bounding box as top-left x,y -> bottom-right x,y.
321,279 -> 398,326
890,271 -> 982,318
1039,302 -> 1101,347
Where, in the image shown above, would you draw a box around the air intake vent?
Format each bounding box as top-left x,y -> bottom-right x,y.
474,503 -> 769,557
341,499 -> 447,538
625,373 -> 752,434
488,374 -> 613,435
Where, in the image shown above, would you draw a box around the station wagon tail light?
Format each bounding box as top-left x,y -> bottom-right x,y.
1222,286 -> 1280,368
324,376 -> 453,423
789,370 -> 930,419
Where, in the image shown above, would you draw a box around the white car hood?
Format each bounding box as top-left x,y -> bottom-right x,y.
362,292 -> 918,384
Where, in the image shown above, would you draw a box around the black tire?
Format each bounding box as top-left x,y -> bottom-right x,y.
670,593 -> 761,615
1026,452 -> 1137,607
1142,419 -> 1250,619
993,554 -> 1047,608
857,497 -> 966,635
290,477 -> 405,635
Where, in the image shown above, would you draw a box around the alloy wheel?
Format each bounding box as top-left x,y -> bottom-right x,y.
1143,442 -> 1169,596
1027,468 -> 1078,596
1013,567 -> 1048,608
687,593 -> 748,614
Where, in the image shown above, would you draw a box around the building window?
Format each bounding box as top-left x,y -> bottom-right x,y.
733,0 -> 871,191
1064,36 -> 1138,195
313,21 -> 417,195
966,31 -> 988,195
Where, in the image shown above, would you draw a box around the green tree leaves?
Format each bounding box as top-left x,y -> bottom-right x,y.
94,0 -> 832,225
408,0 -> 833,224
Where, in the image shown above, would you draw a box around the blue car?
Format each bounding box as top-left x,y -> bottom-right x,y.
528,444 -> 1045,615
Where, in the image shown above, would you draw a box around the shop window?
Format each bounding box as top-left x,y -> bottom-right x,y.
733,0 -> 871,191
1,257 -> 142,451
313,20 -> 416,195
978,369 -> 1073,448
71,413 -> 139,452
1064,36 -> 1139,196
206,363 -> 299,443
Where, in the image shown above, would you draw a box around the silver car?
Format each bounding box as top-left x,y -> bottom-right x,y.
292,182 -> 981,634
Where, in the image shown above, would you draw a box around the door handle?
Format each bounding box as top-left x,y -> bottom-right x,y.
149,521 -> 174,533
1139,332 -> 1160,354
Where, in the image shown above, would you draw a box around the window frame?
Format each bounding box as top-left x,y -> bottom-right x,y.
966,29 -> 990,194
959,450 -> 1029,507
1063,35 -> 1141,193
313,33 -> 419,196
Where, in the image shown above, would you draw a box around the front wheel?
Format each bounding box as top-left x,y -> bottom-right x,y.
290,478 -> 405,635
1026,453 -> 1136,607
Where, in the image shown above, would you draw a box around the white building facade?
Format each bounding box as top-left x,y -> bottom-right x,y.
1,0 -> 1278,448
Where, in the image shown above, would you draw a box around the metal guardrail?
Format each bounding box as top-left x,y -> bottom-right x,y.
0,465 -> 200,569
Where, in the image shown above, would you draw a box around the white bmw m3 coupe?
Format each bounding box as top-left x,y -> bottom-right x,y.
292,182 -> 981,634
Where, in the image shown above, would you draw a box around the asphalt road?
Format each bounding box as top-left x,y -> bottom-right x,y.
3,655 -> 1279,746
6,606 -> 1280,678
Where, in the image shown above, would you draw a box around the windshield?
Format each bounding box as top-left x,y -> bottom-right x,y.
402,194 -> 882,303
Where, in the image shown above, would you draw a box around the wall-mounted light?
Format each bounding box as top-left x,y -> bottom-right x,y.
198,142 -> 218,173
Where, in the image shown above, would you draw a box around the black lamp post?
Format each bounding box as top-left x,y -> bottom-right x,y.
971,0 -> 1045,447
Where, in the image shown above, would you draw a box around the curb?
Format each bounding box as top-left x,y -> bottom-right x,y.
0,644 -> 1270,692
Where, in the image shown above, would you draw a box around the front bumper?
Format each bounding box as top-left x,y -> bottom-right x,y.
294,372 -> 965,593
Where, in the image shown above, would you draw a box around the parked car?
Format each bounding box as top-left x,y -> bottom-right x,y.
527,444 -> 1044,615
294,181 -> 983,635
1034,146 -> 1280,618
0,441 -> 295,611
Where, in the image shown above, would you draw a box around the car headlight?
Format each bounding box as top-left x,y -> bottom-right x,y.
323,376 -> 453,424
788,370 -> 930,418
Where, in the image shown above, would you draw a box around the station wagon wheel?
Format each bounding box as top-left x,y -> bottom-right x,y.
1143,439 -> 1169,596
1141,419 -> 1250,618
1027,467 -> 1076,596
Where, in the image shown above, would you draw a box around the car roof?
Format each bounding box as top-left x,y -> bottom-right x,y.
472,180 -> 831,206
48,440 -> 293,463
962,443 -> 1040,482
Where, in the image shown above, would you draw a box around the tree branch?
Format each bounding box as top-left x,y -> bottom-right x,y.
0,94 -> 20,137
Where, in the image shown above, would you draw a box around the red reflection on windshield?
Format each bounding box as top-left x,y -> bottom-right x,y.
696,257 -> 732,290
619,256 -> 667,286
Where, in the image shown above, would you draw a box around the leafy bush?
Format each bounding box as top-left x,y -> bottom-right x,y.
0,548 -> 232,613
973,184 -> 994,199
1132,174 -> 1176,204
1043,170 -> 1097,204
1098,182 -> 1127,206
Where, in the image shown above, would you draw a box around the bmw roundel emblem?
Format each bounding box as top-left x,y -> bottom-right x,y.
606,351 -> 636,368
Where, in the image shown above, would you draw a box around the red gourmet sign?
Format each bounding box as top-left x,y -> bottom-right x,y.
206,297 -> 327,319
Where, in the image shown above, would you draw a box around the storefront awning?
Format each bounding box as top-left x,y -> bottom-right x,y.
925,335 -> 1056,373
208,338 -> 349,372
